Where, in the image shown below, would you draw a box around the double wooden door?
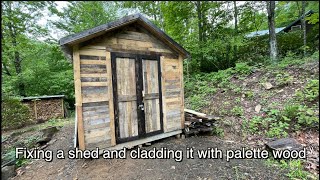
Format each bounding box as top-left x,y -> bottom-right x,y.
111,52 -> 163,143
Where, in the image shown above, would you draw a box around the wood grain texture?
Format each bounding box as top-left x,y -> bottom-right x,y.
73,45 -> 85,150
106,51 -> 116,146
116,57 -> 139,139
179,55 -> 185,129
160,56 -> 167,132
142,59 -> 161,133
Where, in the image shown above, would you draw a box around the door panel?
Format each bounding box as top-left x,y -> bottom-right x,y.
112,53 -> 163,144
116,58 -> 139,139
142,60 -> 161,134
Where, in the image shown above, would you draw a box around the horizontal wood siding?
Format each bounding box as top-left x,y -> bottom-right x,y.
78,48 -> 112,149
79,25 -> 178,58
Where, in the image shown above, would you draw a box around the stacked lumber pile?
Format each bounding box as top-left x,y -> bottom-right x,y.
184,109 -> 220,136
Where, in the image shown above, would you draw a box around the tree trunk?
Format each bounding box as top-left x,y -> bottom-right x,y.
7,1 -> 26,96
233,1 -> 238,64
267,1 -> 278,61
302,1 -> 307,57
196,1 -> 203,43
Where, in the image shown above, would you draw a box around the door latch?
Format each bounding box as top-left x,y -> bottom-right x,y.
138,104 -> 144,111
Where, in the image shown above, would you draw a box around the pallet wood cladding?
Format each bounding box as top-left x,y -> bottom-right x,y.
59,13 -> 190,150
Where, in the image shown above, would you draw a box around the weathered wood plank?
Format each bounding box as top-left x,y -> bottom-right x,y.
143,93 -> 159,100
81,77 -> 107,82
80,73 -> 108,78
79,49 -> 106,56
81,82 -> 108,87
84,119 -> 110,129
83,114 -> 110,122
106,51 -> 116,146
85,128 -> 110,139
118,95 -> 137,102
179,55 -> 185,129
82,102 -> 108,112
80,55 -> 106,60
166,84 -> 180,90
81,68 -> 107,74
80,60 -> 107,65
160,56 -> 167,132
165,91 -> 181,97
82,96 -> 109,103
73,45 -> 85,150
86,139 -> 112,150
85,122 -> 110,131
82,86 -> 108,95
86,134 -> 111,145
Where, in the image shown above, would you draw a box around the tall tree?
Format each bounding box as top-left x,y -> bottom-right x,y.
233,1 -> 238,60
266,1 -> 278,61
301,1 -> 307,57
1,1 -> 53,96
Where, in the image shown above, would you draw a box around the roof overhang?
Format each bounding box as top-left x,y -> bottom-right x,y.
59,13 -> 190,60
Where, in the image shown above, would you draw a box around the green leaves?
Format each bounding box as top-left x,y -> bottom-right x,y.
50,1 -> 119,34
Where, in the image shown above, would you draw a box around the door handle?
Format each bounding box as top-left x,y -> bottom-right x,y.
138,104 -> 144,111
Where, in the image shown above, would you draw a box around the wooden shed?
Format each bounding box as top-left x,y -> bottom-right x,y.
59,14 -> 189,150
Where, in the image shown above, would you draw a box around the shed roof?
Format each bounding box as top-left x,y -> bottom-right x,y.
59,13 -> 190,59
245,27 -> 285,38
245,10 -> 315,38
282,10 -> 314,32
21,95 -> 65,101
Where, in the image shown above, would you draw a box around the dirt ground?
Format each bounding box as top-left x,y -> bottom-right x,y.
12,123 -> 291,180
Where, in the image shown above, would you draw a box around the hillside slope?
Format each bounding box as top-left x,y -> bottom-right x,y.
185,52 -> 319,176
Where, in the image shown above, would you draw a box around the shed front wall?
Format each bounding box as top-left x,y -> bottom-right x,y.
73,24 -> 184,150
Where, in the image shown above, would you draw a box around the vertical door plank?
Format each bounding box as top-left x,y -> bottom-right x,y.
106,51 -> 116,146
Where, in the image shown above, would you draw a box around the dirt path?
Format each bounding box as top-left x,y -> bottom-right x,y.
12,124 -> 289,180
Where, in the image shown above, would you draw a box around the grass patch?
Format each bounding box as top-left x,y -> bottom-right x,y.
265,158 -> 313,180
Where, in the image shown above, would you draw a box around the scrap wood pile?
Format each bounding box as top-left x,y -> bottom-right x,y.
184,109 -> 220,136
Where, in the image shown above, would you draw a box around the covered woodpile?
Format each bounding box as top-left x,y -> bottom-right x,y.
22,95 -> 65,121
184,109 -> 220,136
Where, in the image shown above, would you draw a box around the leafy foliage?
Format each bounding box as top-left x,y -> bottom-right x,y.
1,95 -> 33,130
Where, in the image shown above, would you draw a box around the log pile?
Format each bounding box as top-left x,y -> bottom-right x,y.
22,98 -> 64,121
184,109 -> 220,136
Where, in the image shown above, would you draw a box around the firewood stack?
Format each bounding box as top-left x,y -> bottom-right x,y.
184,109 -> 220,136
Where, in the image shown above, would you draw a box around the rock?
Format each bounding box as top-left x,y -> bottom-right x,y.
36,118 -> 45,124
262,82 -> 273,90
266,138 -> 303,151
255,104 -> 262,113
37,126 -> 59,145
277,89 -> 284,93
42,126 -> 59,137
1,165 -> 16,180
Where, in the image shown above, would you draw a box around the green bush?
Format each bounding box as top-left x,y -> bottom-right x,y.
1,96 -> 33,130
275,73 -> 294,86
234,62 -> 252,76
295,79 -> 319,102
